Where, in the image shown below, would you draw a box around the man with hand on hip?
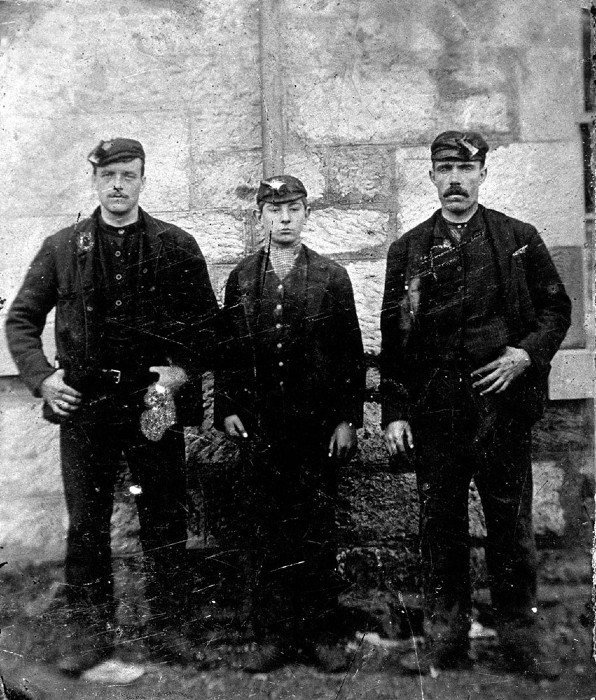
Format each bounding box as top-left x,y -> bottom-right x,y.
381,131 -> 571,680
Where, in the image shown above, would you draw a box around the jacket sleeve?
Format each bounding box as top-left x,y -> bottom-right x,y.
514,225 -> 572,373
326,265 -> 365,429
379,237 -> 412,426
5,237 -> 58,396
213,268 -> 249,430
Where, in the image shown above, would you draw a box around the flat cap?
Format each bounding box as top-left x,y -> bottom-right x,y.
87,138 -> 145,167
431,131 -> 489,162
257,175 -> 307,204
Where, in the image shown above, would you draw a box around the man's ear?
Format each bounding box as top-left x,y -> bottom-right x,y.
253,208 -> 262,224
428,168 -> 436,186
479,166 -> 487,185
140,175 -> 147,191
305,205 -> 311,220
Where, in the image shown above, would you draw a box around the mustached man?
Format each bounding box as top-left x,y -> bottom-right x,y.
6,138 -> 218,673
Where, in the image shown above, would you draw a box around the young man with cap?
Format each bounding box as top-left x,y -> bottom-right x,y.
380,131 -> 571,679
215,175 -> 365,672
6,138 -> 218,674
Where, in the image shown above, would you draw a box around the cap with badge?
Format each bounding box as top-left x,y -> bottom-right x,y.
256,175 -> 308,205
87,138 -> 145,167
431,131 -> 489,162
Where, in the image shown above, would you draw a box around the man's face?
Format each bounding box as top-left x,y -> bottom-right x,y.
257,199 -> 310,247
429,160 -> 487,216
93,158 -> 145,217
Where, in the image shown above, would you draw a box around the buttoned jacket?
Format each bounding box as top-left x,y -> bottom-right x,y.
380,205 -> 572,426
6,207 -> 218,425
214,245 -> 365,437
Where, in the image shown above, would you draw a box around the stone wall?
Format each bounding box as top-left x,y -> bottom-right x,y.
0,0 -> 591,592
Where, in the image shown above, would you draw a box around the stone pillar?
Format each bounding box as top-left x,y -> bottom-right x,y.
258,0 -> 285,176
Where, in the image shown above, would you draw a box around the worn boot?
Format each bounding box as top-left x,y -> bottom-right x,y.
56,616 -> 115,677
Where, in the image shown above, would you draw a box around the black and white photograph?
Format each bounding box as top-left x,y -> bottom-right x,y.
0,1 -> 593,698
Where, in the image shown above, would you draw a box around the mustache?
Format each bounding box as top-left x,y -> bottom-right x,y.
444,186 -> 468,197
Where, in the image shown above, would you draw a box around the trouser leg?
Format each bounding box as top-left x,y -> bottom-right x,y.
124,423 -> 189,622
242,442 -> 341,644
414,432 -> 473,648
474,425 -> 538,626
60,418 -> 119,625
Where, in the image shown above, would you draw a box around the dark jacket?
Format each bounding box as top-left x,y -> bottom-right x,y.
380,205 -> 572,426
6,207 -> 218,426
214,245 -> 365,437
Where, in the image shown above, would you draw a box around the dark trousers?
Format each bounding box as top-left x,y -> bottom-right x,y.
59,388 -> 188,627
237,436 -> 343,644
412,367 -> 538,642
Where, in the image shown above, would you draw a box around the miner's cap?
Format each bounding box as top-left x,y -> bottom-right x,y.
88,138 -> 146,168
431,131 -> 489,162
257,175 -> 308,205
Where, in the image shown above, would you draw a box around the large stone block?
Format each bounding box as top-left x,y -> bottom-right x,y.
483,141 -> 585,248
163,210 -> 246,265
284,150 -> 326,203
189,150 -> 263,210
302,209 -> 390,256
326,146 -> 395,205
344,260 -> 386,354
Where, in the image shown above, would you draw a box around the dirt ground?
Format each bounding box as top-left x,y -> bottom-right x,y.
0,561 -> 594,700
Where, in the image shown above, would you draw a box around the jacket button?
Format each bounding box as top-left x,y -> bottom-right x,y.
142,268 -> 148,274
86,305 -> 93,312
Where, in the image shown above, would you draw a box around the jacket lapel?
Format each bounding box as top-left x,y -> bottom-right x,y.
302,246 -> 330,327
237,249 -> 266,336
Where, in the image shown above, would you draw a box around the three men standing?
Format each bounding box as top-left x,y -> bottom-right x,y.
6,139 -> 218,673
215,176 -> 365,672
5,132 -> 572,681
381,131 -> 571,679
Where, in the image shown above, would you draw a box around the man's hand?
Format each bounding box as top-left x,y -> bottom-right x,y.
328,421 -> 357,461
385,420 -> 414,459
224,414 -> 249,439
149,365 -> 188,393
471,346 -> 531,395
40,369 -> 83,417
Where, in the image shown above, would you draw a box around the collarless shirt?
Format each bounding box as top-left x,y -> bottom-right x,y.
96,215 -> 147,368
